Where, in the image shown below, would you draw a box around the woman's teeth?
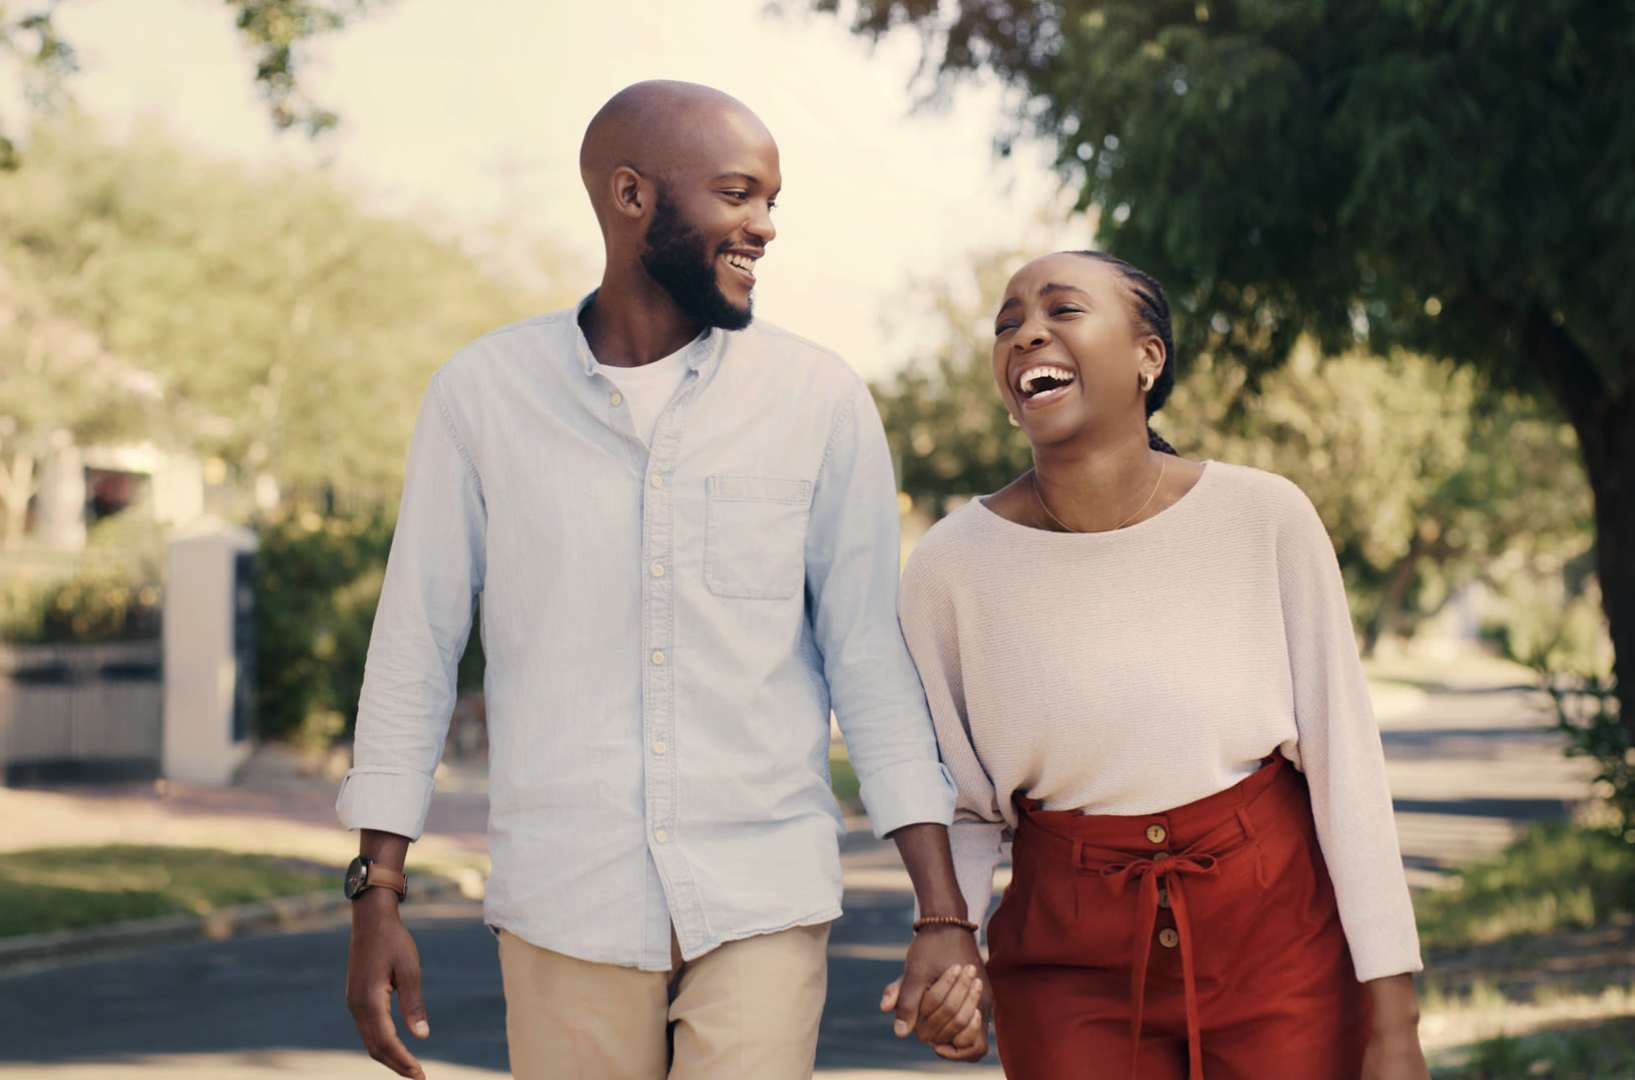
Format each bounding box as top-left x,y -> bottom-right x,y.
1017,365 -> 1077,398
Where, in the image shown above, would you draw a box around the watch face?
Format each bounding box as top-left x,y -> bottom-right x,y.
344,856 -> 370,899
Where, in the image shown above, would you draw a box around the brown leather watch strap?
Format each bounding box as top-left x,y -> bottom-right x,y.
365,864 -> 408,899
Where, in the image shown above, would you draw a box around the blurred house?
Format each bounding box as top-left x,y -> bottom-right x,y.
30,438 -> 205,552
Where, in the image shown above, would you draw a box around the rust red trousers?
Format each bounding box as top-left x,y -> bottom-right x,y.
986,753 -> 1367,1080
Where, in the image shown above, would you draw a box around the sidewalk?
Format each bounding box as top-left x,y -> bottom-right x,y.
0,746 -> 493,894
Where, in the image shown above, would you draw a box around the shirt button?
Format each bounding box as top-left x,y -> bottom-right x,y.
654,828 -> 670,844
1152,851 -> 1170,863
1146,824 -> 1168,845
610,392 -> 624,407
1157,888 -> 1170,909
650,474 -> 664,489
653,741 -> 667,755
1158,928 -> 1180,949
650,562 -> 665,578
651,650 -> 666,666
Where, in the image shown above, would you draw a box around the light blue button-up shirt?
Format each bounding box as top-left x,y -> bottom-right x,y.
336,295 -> 955,970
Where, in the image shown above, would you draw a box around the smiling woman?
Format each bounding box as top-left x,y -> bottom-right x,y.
892,249 -> 1431,1078
993,252 -> 1178,474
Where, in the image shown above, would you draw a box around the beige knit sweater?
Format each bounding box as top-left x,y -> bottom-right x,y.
898,460 -> 1423,982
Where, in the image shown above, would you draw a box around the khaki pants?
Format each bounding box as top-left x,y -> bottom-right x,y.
498,923 -> 831,1080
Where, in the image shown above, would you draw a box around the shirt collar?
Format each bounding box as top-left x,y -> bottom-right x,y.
574,290 -> 725,377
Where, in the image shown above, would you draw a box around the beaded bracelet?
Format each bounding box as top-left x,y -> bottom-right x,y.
912,915 -> 979,933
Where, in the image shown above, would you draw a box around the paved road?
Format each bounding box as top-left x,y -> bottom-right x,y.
1375,683 -> 1592,889
0,683 -> 1593,1078
0,890 -> 994,1079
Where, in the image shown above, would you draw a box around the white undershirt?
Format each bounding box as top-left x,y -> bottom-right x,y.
598,344 -> 695,445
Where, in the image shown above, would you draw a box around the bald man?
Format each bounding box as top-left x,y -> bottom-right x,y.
337,81 -> 989,1080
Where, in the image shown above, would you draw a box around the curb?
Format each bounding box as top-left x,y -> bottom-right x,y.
0,877 -> 466,972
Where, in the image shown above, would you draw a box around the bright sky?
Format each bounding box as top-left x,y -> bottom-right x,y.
50,0 -> 1090,379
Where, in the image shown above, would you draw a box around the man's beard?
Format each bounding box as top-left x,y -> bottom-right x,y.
641,189 -> 753,331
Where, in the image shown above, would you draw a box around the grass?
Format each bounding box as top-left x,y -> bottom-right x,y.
1431,1018 -> 1635,1078
0,845 -> 338,938
1418,822 -> 1635,1076
1416,822 -> 1635,949
830,746 -> 862,814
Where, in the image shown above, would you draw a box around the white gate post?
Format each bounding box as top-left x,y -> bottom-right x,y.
162,521 -> 258,785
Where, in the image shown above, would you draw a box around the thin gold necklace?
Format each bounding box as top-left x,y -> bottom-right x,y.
1031,456 -> 1168,533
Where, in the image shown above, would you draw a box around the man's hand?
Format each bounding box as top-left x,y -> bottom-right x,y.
346,888 -> 430,1079
891,927 -> 991,1062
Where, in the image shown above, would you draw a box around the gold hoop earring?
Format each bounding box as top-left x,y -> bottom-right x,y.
1139,371 -> 1155,393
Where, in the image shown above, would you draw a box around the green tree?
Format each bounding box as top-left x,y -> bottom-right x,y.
0,121 -> 541,509
1171,349 -> 1593,651
0,0 -> 380,163
0,262 -> 156,546
876,254 -> 1033,505
824,0 -> 1635,728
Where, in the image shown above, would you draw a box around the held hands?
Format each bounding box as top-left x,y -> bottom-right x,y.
881,923 -> 992,1063
346,889 -> 431,1079
880,965 -> 989,1061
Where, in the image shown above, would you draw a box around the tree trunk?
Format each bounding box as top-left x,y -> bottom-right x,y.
0,449 -> 35,549
1528,309 -> 1635,741
1579,399 -> 1635,734
1362,531 -> 1428,656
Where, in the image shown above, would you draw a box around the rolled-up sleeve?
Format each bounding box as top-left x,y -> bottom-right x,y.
805,378 -> 955,838
336,372 -> 486,840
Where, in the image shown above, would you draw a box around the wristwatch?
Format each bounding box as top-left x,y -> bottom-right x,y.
343,855 -> 408,901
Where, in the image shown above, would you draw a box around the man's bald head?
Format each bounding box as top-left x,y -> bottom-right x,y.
579,81 -> 775,224
578,81 -> 780,331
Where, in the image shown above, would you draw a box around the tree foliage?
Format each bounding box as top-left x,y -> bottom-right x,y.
0,260 -> 157,545
1172,349 -> 1593,650
825,0 -> 1635,728
822,1 -> 1633,385
0,0 -> 381,162
0,121 -> 538,510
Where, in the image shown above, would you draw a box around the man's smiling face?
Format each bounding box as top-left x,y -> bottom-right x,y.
639,109 -> 781,331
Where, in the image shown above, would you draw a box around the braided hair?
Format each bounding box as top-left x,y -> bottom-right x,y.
1068,251 -> 1179,456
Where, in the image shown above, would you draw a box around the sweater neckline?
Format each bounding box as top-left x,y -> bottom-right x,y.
971,459 -> 1217,542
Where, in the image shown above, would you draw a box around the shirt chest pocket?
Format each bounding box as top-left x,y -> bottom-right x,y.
704,475 -> 813,600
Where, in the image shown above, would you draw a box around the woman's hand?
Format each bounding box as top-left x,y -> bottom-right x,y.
1361,1025 -> 1429,1079
1361,974 -> 1428,1080
881,965 -> 990,1061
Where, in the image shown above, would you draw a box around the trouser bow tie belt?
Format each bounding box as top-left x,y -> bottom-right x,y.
1092,844 -> 1221,1080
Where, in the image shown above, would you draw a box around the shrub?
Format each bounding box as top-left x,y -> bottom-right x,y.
253,509 -> 484,745
253,510 -> 393,742
1415,821 -> 1635,949
0,571 -> 162,644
